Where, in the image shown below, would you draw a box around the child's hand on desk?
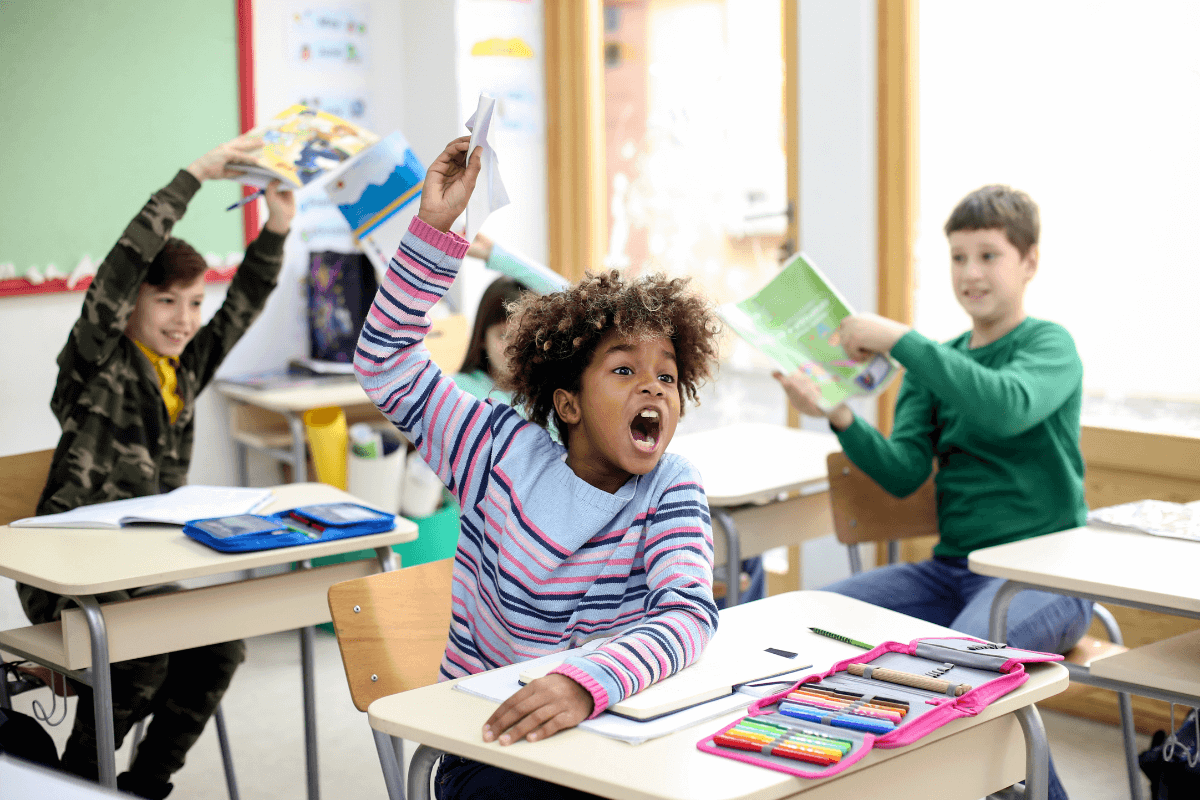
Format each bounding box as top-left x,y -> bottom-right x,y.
418,135 -> 482,233
483,674 -> 594,745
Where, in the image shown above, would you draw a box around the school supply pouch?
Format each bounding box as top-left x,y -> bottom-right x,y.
183,502 -> 394,553
696,636 -> 1062,778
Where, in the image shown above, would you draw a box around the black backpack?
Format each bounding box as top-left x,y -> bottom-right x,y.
1140,707 -> 1200,799
0,706 -> 60,769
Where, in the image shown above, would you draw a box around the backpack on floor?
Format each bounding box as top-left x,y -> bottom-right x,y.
0,707 -> 60,769
1140,707 -> 1200,799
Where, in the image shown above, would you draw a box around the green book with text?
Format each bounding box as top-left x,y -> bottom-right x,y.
719,252 -> 899,411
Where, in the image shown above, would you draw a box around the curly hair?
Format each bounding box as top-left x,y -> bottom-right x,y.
500,269 -> 720,444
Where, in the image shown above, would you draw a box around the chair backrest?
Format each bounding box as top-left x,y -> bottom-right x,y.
826,452 -> 938,546
426,314 -> 469,375
327,558 -> 455,712
0,449 -> 54,527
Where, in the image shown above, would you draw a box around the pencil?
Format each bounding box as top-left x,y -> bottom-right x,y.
809,627 -> 874,650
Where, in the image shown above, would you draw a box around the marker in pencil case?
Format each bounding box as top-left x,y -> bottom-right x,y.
778,702 -> 895,735
728,722 -> 846,759
795,688 -> 908,719
804,685 -> 910,715
713,734 -> 837,767
736,718 -> 853,754
785,693 -> 903,724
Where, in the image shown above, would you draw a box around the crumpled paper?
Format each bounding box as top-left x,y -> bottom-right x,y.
464,93 -> 510,242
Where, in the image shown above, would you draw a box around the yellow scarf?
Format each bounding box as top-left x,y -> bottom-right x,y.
134,340 -> 183,424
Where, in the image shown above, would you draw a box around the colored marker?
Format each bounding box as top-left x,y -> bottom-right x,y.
778,702 -> 895,735
728,721 -> 848,760
788,689 -> 905,720
785,693 -> 903,724
287,512 -> 326,533
712,734 -> 835,767
802,685 -> 910,715
809,627 -> 874,650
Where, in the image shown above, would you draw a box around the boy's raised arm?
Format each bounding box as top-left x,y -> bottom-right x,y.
62,136 -> 262,382
891,325 -> 1082,439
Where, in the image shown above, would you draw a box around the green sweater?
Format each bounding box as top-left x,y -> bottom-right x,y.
836,317 -> 1086,558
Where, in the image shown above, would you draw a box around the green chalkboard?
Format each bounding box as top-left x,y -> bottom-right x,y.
1,0 -> 244,291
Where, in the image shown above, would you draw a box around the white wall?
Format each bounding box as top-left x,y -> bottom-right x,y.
796,0 -> 878,587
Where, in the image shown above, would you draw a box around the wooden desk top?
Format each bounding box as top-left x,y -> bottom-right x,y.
669,423 -> 840,506
216,379 -> 375,414
968,525 -> 1200,614
368,591 -> 1068,800
0,483 -> 418,596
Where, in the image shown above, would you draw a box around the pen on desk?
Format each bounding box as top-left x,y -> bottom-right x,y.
809,627 -> 874,650
226,189 -> 265,211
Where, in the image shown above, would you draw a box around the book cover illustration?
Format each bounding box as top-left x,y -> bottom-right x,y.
235,104 -> 379,190
719,253 -> 899,411
324,131 -> 426,274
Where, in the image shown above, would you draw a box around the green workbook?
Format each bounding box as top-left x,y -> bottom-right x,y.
718,252 -> 900,411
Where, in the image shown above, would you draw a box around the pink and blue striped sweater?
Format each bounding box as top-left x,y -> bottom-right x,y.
354,217 -> 719,717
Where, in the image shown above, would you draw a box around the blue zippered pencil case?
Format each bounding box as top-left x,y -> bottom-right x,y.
183,502 -> 395,553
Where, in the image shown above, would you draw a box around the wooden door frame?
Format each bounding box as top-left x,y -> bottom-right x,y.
543,0 -> 607,282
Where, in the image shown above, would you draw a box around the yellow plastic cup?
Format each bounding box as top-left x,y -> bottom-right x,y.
303,406 -> 348,489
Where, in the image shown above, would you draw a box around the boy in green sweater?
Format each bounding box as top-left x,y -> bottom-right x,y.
776,185 -> 1088,800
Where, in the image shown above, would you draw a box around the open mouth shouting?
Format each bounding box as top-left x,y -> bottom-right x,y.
630,407 -> 662,453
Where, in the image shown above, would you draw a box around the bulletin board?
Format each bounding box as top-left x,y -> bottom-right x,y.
0,1 -> 251,297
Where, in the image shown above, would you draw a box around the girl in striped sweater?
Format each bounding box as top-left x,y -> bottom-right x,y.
355,137 -> 722,799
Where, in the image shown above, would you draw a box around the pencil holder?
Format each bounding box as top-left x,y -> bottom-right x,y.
346,430 -> 406,514
697,636 -> 1064,779
303,406 -> 348,490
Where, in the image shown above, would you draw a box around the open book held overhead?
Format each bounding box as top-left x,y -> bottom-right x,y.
232,104 -> 378,190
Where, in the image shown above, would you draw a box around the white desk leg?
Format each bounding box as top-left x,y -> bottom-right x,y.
76,595 -> 117,789
712,508 -> 742,607
287,412 -> 308,482
1015,705 -> 1050,800
297,559 -> 320,800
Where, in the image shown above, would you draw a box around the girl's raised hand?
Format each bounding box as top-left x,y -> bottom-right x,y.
418,135 -> 482,233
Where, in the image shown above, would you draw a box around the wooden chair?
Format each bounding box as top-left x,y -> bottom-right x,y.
825,451 -> 1141,796
328,558 -> 455,800
0,449 -> 239,798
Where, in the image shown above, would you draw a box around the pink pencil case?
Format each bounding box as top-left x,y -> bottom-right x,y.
696,635 -> 1062,779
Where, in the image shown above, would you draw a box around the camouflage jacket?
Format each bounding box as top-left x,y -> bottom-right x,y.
36,170 -> 286,515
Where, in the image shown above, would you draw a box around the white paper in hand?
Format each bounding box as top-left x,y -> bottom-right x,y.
464,93 -> 510,241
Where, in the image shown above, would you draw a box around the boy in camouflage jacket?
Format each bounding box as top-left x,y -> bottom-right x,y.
19,135 -> 295,799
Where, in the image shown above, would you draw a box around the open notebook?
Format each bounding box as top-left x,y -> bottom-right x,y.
10,486 -> 273,529
518,636 -> 804,721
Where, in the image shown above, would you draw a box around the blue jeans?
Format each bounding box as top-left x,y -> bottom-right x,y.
435,754 -> 605,800
824,556 -> 1092,800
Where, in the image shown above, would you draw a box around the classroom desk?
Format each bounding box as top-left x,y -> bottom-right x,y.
0,483 -> 417,798
370,591 -> 1069,800
668,423 -> 841,605
970,524 -> 1200,800
217,378 -> 379,485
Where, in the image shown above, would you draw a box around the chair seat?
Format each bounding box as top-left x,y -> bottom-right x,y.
1062,635 -> 1128,668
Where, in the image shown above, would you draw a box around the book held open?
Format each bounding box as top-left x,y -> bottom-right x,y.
719,252 -> 900,411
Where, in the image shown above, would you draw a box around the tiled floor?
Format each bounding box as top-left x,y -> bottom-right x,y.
10,628 -> 1152,800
